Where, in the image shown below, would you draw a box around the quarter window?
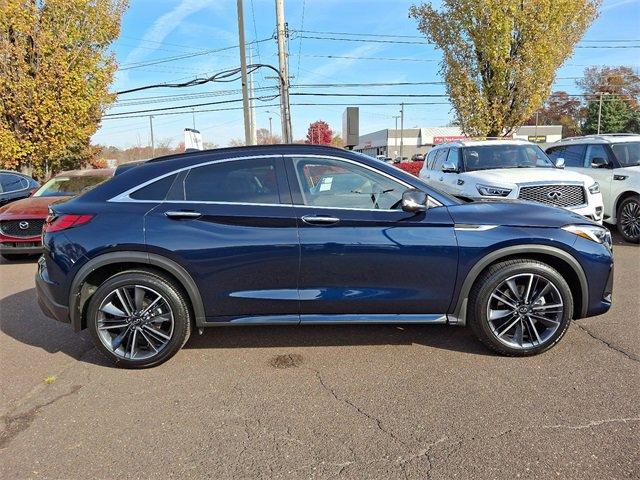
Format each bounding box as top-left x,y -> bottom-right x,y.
130,174 -> 178,200
291,157 -> 405,210
546,145 -> 586,168
184,158 -> 280,204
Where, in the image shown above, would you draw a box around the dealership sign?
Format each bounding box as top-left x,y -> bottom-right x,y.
433,135 -> 467,144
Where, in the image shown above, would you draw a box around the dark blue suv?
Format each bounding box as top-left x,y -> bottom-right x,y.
36,145 -> 614,368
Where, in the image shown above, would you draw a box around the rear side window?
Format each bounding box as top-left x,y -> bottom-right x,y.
0,173 -> 28,193
546,145 -> 585,167
130,174 -> 178,200
184,158 -> 280,204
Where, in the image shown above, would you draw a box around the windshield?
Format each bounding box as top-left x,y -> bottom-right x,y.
610,142 -> 640,167
462,145 -> 555,171
33,175 -> 109,197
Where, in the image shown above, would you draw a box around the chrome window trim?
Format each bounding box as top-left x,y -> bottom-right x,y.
108,152 -> 443,210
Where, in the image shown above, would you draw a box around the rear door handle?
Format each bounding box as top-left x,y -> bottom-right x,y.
165,210 -> 202,219
301,215 -> 340,226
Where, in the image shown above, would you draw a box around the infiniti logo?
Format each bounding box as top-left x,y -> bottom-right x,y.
19,221 -> 30,230
547,190 -> 564,200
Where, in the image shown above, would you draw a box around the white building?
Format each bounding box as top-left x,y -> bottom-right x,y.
354,125 -> 563,158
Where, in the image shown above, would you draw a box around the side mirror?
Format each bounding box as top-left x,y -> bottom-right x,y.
441,162 -> 458,173
555,157 -> 565,169
591,157 -> 608,168
401,189 -> 429,213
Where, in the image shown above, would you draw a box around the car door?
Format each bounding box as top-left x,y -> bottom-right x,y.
144,155 -> 301,323
0,173 -> 30,205
583,144 -> 614,206
438,147 -> 461,195
284,154 -> 458,321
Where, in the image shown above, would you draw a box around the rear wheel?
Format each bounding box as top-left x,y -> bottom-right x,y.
468,259 -> 573,356
617,195 -> 640,243
87,270 -> 191,368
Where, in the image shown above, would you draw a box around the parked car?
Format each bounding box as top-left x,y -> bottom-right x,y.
546,134 -> 640,243
419,140 -> 604,223
0,168 -> 114,259
411,153 -> 425,162
36,145 -> 613,368
0,170 -> 39,206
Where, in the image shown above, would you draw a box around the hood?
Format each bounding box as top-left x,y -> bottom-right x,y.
0,196 -> 71,219
447,199 -> 594,228
461,167 -> 594,186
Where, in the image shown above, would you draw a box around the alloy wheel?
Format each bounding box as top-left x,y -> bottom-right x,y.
486,273 -> 564,350
96,285 -> 174,361
620,200 -> 640,240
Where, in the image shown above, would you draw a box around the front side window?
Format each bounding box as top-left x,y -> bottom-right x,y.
462,144 -> 555,171
184,158 -> 280,204
34,174 -> 109,197
446,148 -> 459,169
292,157 -> 405,210
431,149 -> 449,171
585,144 -> 610,168
546,145 -> 586,168
611,142 -> 640,167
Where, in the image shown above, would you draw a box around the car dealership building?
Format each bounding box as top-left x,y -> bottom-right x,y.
354,125 -> 562,158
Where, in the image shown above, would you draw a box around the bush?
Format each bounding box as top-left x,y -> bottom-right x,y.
394,161 -> 424,177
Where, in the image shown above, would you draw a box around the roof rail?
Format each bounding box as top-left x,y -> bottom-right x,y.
561,133 -> 638,142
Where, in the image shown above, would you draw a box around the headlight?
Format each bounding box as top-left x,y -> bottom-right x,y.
588,182 -> 600,194
563,224 -> 612,250
476,184 -> 512,197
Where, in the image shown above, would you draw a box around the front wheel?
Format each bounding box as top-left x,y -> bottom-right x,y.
617,195 -> 640,243
468,259 -> 573,356
87,270 -> 192,368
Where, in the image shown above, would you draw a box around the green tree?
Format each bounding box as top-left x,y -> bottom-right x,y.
583,95 -> 632,134
410,0 -> 599,137
0,0 -> 127,178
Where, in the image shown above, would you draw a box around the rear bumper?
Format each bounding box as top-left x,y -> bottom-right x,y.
35,258 -> 70,324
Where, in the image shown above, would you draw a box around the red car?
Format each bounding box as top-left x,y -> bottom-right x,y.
0,168 -> 114,259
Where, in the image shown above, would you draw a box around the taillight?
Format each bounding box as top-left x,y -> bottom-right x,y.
43,214 -> 94,233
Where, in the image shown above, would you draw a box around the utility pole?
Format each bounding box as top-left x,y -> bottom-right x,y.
597,92 -> 608,134
269,117 -> 273,142
149,115 -> 155,157
192,108 -> 196,130
248,46 -> 257,145
236,0 -> 252,145
392,115 -> 400,154
275,0 -> 292,143
399,103 -> 404,161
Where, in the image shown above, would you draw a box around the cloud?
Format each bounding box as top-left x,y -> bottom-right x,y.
123,0 -> 224,66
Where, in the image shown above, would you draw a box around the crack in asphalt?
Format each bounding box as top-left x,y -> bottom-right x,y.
313,369 -> 406,447
574,322 -> 640,364
540,417 -> 640,431
0,385 -> 83,450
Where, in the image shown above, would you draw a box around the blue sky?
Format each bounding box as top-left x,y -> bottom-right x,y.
94,0 -> 640,148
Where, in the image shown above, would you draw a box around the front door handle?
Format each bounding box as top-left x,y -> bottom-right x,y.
301,215 -> 340,226
165,210 -> 202,219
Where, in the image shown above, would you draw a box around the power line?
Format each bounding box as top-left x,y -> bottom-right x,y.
119,38 -> 272,71
297,54 -> 437,62
296,0 -> 307,80
296,33 -> 640,49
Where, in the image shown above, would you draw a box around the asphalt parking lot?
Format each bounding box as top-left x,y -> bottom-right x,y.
0,231 -> 638,480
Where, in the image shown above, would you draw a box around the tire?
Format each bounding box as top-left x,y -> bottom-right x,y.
617,195 -> 640,243
87,269 -> 192,368
467,259 -> 573,356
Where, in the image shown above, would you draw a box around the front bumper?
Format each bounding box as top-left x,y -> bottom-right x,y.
35,257 -> 70,324
0,240 -> 43,254
567,203 -> 604,224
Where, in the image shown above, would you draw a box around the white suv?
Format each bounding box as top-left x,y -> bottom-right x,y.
546,134 -> 640,243
419,139 -> 604,223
